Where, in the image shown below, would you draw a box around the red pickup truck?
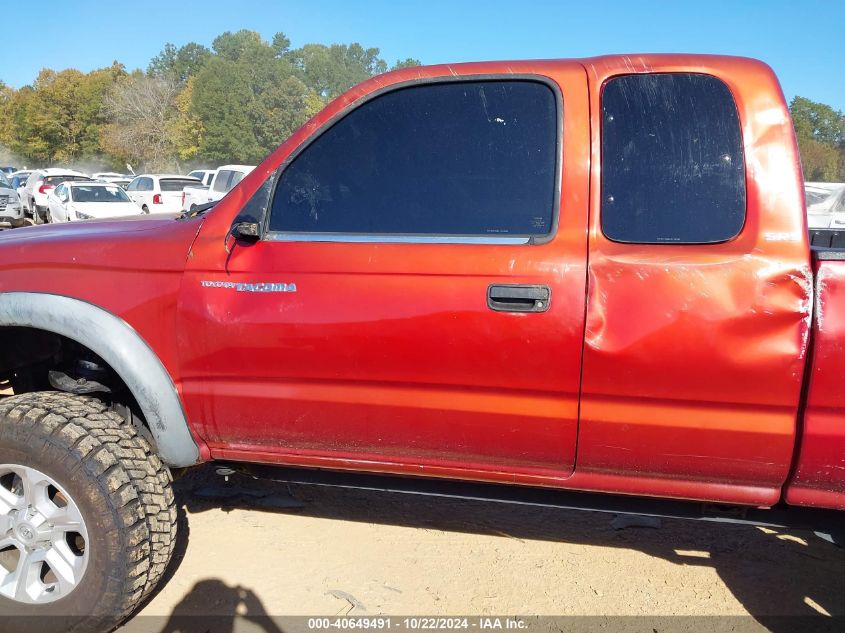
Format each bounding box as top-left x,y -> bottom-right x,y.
0,54 -> 842,630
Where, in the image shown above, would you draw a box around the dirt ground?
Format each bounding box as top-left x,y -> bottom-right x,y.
116,464 -> 845,633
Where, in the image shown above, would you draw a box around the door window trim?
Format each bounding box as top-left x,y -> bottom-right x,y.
258,74 -> 564,246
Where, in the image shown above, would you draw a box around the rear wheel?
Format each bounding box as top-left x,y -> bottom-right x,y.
0,392 -> 176,632
141,205 -> 149,214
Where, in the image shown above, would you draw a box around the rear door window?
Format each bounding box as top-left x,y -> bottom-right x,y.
160,178 -> 200,192
268,79 -> 559,239
228,171 -> 245,190
601,73 -> 746,244
213,170 -> 234,193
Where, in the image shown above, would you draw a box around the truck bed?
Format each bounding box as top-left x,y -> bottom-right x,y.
809,228 -> 845,250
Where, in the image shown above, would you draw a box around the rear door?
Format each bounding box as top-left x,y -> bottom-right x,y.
577,62 -> 810,503
127,177 -> 152,207
50,183 -> 68,222
180,65 -> 591,483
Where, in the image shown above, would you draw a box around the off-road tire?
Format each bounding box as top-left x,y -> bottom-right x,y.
0,392 -> 177,632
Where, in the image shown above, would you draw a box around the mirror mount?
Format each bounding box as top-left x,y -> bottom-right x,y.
225,221 -> 261,254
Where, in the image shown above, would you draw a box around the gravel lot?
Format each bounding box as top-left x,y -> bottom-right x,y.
117,464 -> 845,633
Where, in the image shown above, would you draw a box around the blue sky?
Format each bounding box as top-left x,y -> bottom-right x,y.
4,0 -> 844,110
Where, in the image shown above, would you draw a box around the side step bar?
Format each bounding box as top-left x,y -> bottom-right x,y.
231,463 -> 843,535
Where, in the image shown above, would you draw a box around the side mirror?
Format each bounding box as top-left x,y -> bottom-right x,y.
225,221 -> 260,255
231,222 -> 260,242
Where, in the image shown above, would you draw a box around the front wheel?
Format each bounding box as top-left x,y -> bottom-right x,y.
0,392 -> 177,632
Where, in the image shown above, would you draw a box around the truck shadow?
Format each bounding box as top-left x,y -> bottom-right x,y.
123,577 -> 284,633
155,579 -> 283,633
167,465 -> 845,633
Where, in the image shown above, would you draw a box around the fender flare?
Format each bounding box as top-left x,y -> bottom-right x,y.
0,292 -> 200,467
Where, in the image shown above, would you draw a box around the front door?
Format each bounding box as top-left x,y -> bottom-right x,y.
179,64 -> 590,483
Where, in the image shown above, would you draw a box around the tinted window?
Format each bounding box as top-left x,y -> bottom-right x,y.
160,178 -> 200,192
212,170 -> 234,193
601,73 -> 746,244
269,80 -> 558,237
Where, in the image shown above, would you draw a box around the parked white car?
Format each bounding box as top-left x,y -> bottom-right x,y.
0,173 -> 25,228
125,174 -> 201,215
21,168 -> 92,223
46,181 -> 143,223
187,169 -> 217,187
181,164 -> 255,211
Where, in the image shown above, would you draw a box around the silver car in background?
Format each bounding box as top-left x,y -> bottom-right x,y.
0,173 -> 26,228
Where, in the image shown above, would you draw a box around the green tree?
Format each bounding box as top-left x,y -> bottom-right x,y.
148,43 -> 177,77
149,42 -> 211,82
790,96 -> 845,181
192,57 -> 263,162
192,32 -> 312,163
287,42 -> 389,99
392,58 -> 422,69
791,96 -> 845,146
3,29 -> 422,168
211,30 -> 270,63
798,138 -> 841,181
15,63 -> 125,164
